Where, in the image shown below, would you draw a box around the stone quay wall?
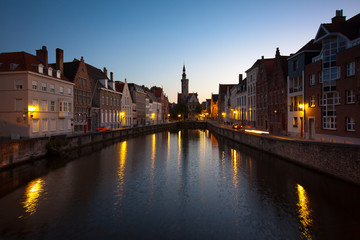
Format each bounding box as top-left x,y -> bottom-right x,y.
0,121 -> 207,169
207,122 -> 360,185
1,120 -> 359,185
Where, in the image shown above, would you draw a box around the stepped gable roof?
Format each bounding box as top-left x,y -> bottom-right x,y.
0,51 -> 69,81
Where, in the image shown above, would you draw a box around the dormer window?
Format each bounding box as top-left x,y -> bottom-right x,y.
10,63 -> 19,70
48,67 -> 53,76
38,64 -> 44,74
56,70 -> 61,78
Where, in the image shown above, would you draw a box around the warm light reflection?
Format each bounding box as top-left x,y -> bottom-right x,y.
22,178 -> 45,215
231,149 -> 239,189
296,184 -> 313,239
151,134 -> 156,169
115,141 -> 127,203
177,131 -> 181,167
244,129 -> 269,134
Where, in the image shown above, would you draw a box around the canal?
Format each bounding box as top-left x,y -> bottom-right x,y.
0,129 -> 360,239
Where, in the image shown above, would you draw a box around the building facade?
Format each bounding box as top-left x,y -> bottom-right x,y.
0,46 -> 74,138
304,10 -> 360,143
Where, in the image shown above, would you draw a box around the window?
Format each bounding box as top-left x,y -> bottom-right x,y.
102,95 -> 105,105
346,62 -> 355,77
59,101 -> 63,112
42,119 -> 48,132
63,102 -> 68,112
50,101 -> 55,112
68,88 -> 72,95
68,103 -> 72,113
106,96 -> 109,105
323,116 -> 336,130
50,84 -> 55,93
50,119 -> 56,131
346,117 -> 355,131
59,86 -> 64,94
32,81 -> 38,90
68,119 -> 72,129
346,90 -> 355,104
309,74 -> 315,86
32,119 -> 39,133
41,83 -> 47,92
293,117 -> 298,127
41,100 -> 47,112
309,96 -> 315,107
15,99 -> 23,111
16,80 -> 23,89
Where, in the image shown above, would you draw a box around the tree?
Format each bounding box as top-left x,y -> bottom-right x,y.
175,102 -> 189,120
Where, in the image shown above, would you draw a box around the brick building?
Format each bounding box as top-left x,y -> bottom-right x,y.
304,10 -> 360,143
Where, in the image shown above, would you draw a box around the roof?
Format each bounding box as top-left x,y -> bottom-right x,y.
288,39 -> 321,60
85,63 -> 109,89
315,13 -> 360,42
219,84 -> 236,98
263,59 -> 275,75
0,51 -> 69,82
115,81 -> 124,92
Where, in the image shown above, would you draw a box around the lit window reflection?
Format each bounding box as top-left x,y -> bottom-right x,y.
22,178 -> 45,215
296,184 -> 313,239
115,141 -> 127,202
231,149 -> 239,189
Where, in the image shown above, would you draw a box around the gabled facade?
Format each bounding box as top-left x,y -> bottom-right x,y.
115,78 -> 133,127
304,10 -> 360,143
128,83 -> 147,126
56,55 -> 93,133
0,46 -> 74,138
86,65 -> 122,130
268,48 -> 289,135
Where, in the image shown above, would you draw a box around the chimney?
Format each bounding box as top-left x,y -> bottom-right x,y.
103,67 -> 108,77
239,74 -> 243,83
332,9 -> 346,24
276,47 -> 280,58
110,72 -> 113,81
261,56 -> 264,60
36,46 -> 48,67
56,48 -> 64,74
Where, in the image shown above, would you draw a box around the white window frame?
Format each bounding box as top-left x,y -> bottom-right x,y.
32,81 -> 38,90
346,90 -> 355,104
346,117 -> 355,131
346,62 -> 355,77
309,74 -> 315,86
42,119 -> 48,132
41,83 -> 47,92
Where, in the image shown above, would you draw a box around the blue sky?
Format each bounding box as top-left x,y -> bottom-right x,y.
1,0 -> 359,103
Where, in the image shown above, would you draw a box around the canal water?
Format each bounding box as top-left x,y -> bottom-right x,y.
1,130 -> 360,239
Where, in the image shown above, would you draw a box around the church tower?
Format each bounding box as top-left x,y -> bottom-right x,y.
181,65 -> 189,102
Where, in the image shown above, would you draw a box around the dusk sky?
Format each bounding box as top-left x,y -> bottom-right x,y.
1,0 -> 359,103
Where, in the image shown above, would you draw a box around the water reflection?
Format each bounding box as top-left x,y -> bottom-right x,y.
115,141 -> 127,203
231,149 -> 239,189
22,178 -> 45,216
297,184 -> 313,239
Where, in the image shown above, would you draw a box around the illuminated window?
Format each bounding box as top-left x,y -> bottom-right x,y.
309,96 -> 315,107
293,117 -> 298,127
